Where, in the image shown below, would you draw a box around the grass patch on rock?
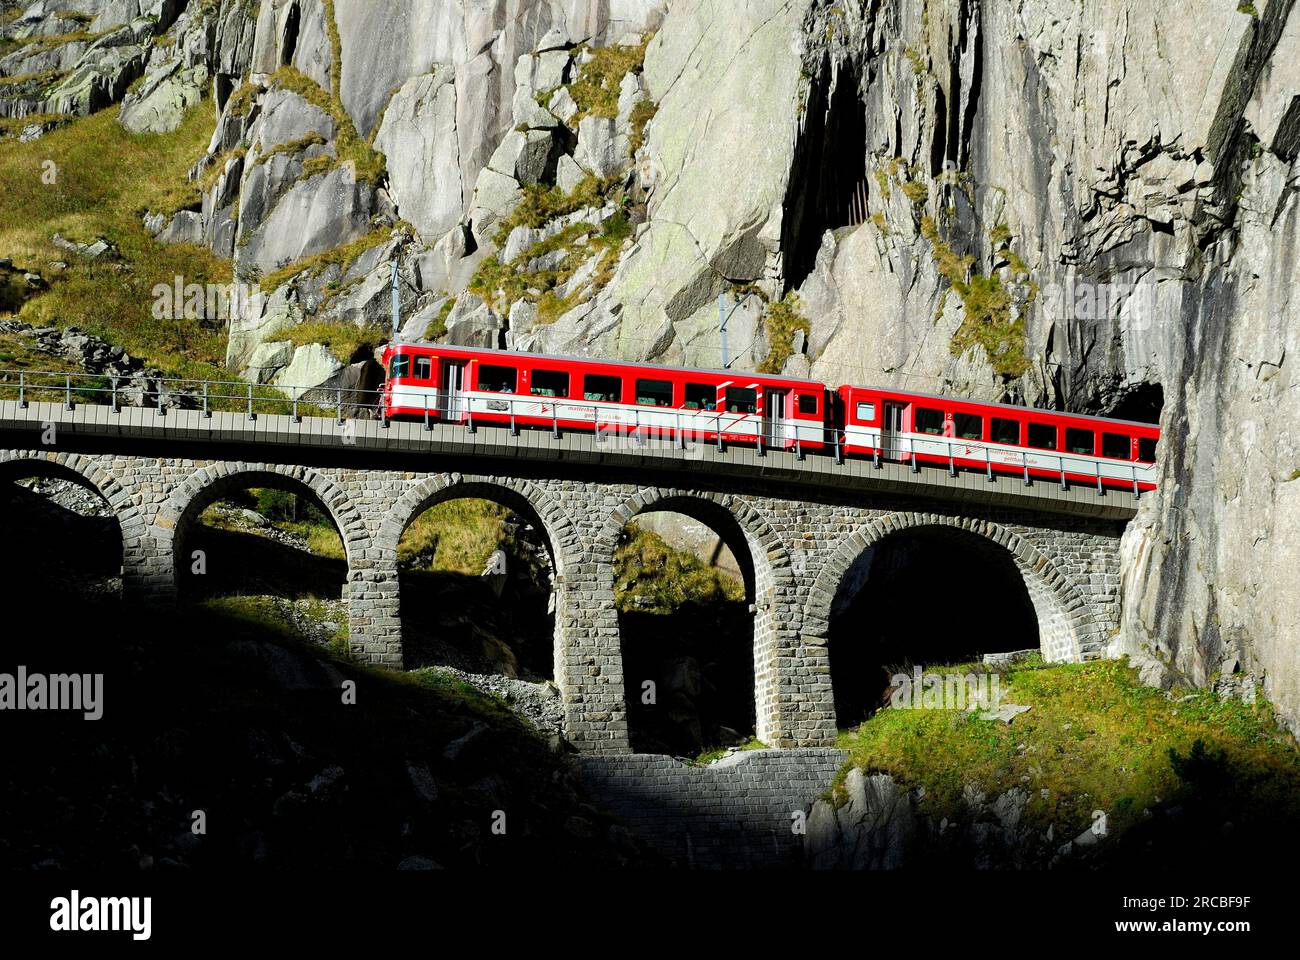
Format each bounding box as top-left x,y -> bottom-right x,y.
0,100 -> 238,376
614,525 -> 744,615
836,657 -> 1300,843
758,291 -> 810,374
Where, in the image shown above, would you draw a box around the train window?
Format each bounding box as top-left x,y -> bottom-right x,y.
798,393 -> 818,415
414,356 -> 432,380
1066,428 -> 1095,455
1102,432 -> 1131,459
684,383 -> 715,410
478,364 -> 517,393
390,354 -> 411,379
1138,437 -> 1158,463
954,412 -> 983,441
915,407 -> 945,435
636,379 -> 673,407
584,374 -> 621,403
1028,423 -> 1058,450
856,401 -> 876,422
991,417 -> 1019,445
531,369 -> 569,398
725,387 -> 757,414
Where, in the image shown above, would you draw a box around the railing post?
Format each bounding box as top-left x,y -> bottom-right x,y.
910,437 -> 919,473
424,393 -> 431,432
510,400 -> 518,437
1096,460 -> 1104,495
293,388 -> 300,424
246,383 -> 256,421
676,411 -> 685,450
336,387 -> 344,426
65,374 -> 73,411
1132,464 -> 1140,499
18,372 -> 26,409
985,446 -> 993,481
948,440 -> 957,477
715,411 -> 722,451
551,403 -> 559,440
1059,455 -> 1067,491
835,429 -> 844,465
111,376 -> 119,414
1023,452 -> 1031,486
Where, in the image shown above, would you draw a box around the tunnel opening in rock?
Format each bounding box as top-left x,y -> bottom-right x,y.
827,527 -> 1039,729
176,480 -> 349,653
617,507 -> 756,757
1106,382 -> 1164,425
0,467 -> 123,607
397,494 -> 555,683
781,55 -> 868,291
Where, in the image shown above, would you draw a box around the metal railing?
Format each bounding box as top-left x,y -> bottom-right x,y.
0,369 -> 1148,498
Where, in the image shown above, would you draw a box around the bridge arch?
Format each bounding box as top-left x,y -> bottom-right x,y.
596,490 -> 803,751
804,513 -> 1099,722
0,450 -> 148,597
157,461 -> 367,569
374,473 -> 583,683
155,464 -> 369,654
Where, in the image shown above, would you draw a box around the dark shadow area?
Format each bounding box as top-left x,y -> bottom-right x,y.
177,488 -> 346,603
621,600 -> 756,756
828,528 -> 1038,728
0,589 -> 649,870
0,476 -> 122,604
614,509 -> 757,757
181,526 -> 346,602
400,569 -> 554,679
781,54 -> 868,290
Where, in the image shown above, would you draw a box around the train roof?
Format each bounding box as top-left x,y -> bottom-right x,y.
850,385 -> 1161,430
389,341 -> 828,387
389,341 -> 1160,430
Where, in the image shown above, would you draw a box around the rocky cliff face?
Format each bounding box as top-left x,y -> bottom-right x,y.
2,0 -> 1297,730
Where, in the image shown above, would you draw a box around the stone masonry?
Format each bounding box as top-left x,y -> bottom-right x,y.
574,749 -> 850,868
0,443 -> 1125,754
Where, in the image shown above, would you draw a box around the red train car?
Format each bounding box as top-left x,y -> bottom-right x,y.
380,342 -> 829,450
380,342 -> 1160,493
837,386 -> 1160,492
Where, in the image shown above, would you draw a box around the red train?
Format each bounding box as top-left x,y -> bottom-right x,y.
380,343 -> 1160,492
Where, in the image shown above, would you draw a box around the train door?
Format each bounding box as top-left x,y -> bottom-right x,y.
881,402 -> 907,459
762,388 -> 788,446
439,359 -> 468,420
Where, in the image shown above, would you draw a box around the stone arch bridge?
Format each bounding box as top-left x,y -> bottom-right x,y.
0,396 -> 1137,754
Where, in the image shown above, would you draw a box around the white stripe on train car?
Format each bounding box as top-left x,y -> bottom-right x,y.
389,386 -> 824,443
843,425 -> 1157,484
